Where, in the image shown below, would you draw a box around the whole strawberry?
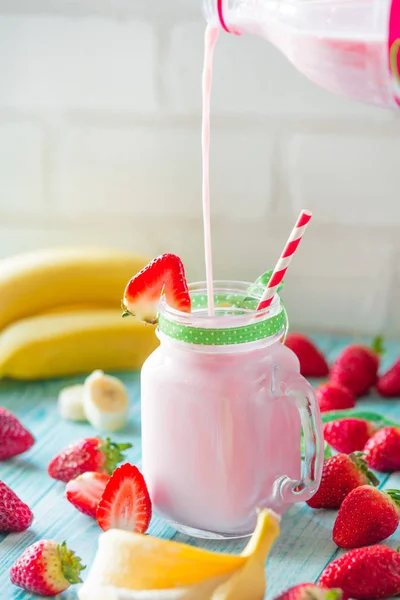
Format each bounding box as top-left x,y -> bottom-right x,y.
0,407 -> 35,460
10,540 -> 85,596
330,337 -> 384,397
306,453 -> 379,510
316,383 -> 356,414
0,481 -> 33,532
377,359 -> 400,398
363,426 -> 400,472
323,418 -> 378,454
333,486 -> 400,548
319,545 -> 400,599
48,437 -> 132,482
273,583 -> 343,600
285,334 -> 329,377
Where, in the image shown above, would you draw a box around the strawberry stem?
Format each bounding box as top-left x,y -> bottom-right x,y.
349,452 -> 380,487
385,489 -> 400,508
57,541 -> 86,585
100,438 -> 133,475
371,335 -> 385,356
325,590 -> 343,600
321,410 -> 398,428
324,442 -> 332,460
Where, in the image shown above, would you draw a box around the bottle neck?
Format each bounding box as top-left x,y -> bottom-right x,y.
203,0 -> 274,37
203,0 -> 283,47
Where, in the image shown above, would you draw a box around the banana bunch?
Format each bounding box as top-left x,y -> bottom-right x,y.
79,508 -> 281,600
0,247 -> 159,380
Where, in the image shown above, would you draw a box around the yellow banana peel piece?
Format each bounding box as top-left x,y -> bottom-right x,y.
79,509 -> 280,600
0,309 -> 158,380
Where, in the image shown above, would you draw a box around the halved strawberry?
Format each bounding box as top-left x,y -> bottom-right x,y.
122,253 -> 191,324
65,472 -> 110,518
96,463 -> 152,533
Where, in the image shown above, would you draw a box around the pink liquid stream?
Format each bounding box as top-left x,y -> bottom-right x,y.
202,26 -> 219,317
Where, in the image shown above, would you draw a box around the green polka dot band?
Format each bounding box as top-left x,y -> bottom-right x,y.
158,284 -> 286,346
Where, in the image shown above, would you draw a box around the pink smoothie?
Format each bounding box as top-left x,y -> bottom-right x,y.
141,328 -> 306,536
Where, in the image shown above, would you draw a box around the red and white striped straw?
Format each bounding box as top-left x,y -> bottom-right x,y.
256,209 -> 312,311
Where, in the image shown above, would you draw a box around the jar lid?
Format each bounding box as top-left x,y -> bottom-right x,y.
158,292 -> 286,346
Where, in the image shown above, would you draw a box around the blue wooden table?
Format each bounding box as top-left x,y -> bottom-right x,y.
0,334 -> 399,600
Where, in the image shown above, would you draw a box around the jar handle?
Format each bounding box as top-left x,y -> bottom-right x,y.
278,375 -> 324,504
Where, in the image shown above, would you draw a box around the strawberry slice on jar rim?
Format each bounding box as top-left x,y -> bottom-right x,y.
122,253 -> 191,325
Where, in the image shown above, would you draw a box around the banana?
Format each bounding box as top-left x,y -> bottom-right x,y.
0,247 -> 150,330
78,509 -> 281,600
0,309 -> 158,380
58,384 -> 86,422
83,370 -> 129,432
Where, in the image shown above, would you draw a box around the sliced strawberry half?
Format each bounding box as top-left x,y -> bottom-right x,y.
122,253 -> 191,324
96,463 -> 152,533
65,472 -> 110,518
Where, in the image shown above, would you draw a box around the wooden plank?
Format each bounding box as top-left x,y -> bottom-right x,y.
0,336 -> 399,600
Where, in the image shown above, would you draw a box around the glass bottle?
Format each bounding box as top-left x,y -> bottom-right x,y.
203,0 -> 400,109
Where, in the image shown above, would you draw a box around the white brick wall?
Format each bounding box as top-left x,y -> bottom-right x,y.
0,1 -> 399,337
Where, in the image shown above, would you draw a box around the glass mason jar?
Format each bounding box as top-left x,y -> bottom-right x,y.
141,281 -> 323,539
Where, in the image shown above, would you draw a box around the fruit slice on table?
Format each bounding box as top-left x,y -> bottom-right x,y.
79,508 -> 280,599
83,370 -> 129,432
0,247 -> 150,331
330,336 -> 384,397
319,545 -> 400,599
10,540 -> 85,596
0,407 -> 35,460
316,383 -> 356,413
96,463 -> 152,534
66,472 -> 110,518
306,452 -> 379,510
377,358 -> 400,397
333,485 -> 400,548
0,481 -> 33,532
123,253 -> 191,324
285,334 -> 329,377
0,309 -> 159,380
48,436 -> 132,482
58,385 -> 86,422
323,418 -> 378,454
363,426 -> 400,472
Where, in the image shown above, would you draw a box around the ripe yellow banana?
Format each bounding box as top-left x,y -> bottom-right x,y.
0,247 -> 150,330
0,309 -> 158,380
78,509 -> 280,600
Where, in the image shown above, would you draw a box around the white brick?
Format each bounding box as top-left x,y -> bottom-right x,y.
55,124 -> 274,221
282,228 -> 394,336
286,134 -> 400,226
0,0 -> 200,18
0,16 -> 157,111
0,220 -> 193,262
386,260 -> 400,336
165,22 -> 388,117
0,122 -> 44,215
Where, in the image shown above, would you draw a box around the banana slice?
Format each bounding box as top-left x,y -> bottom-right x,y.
83,370 -> 129,432
58,384 -> 87,422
